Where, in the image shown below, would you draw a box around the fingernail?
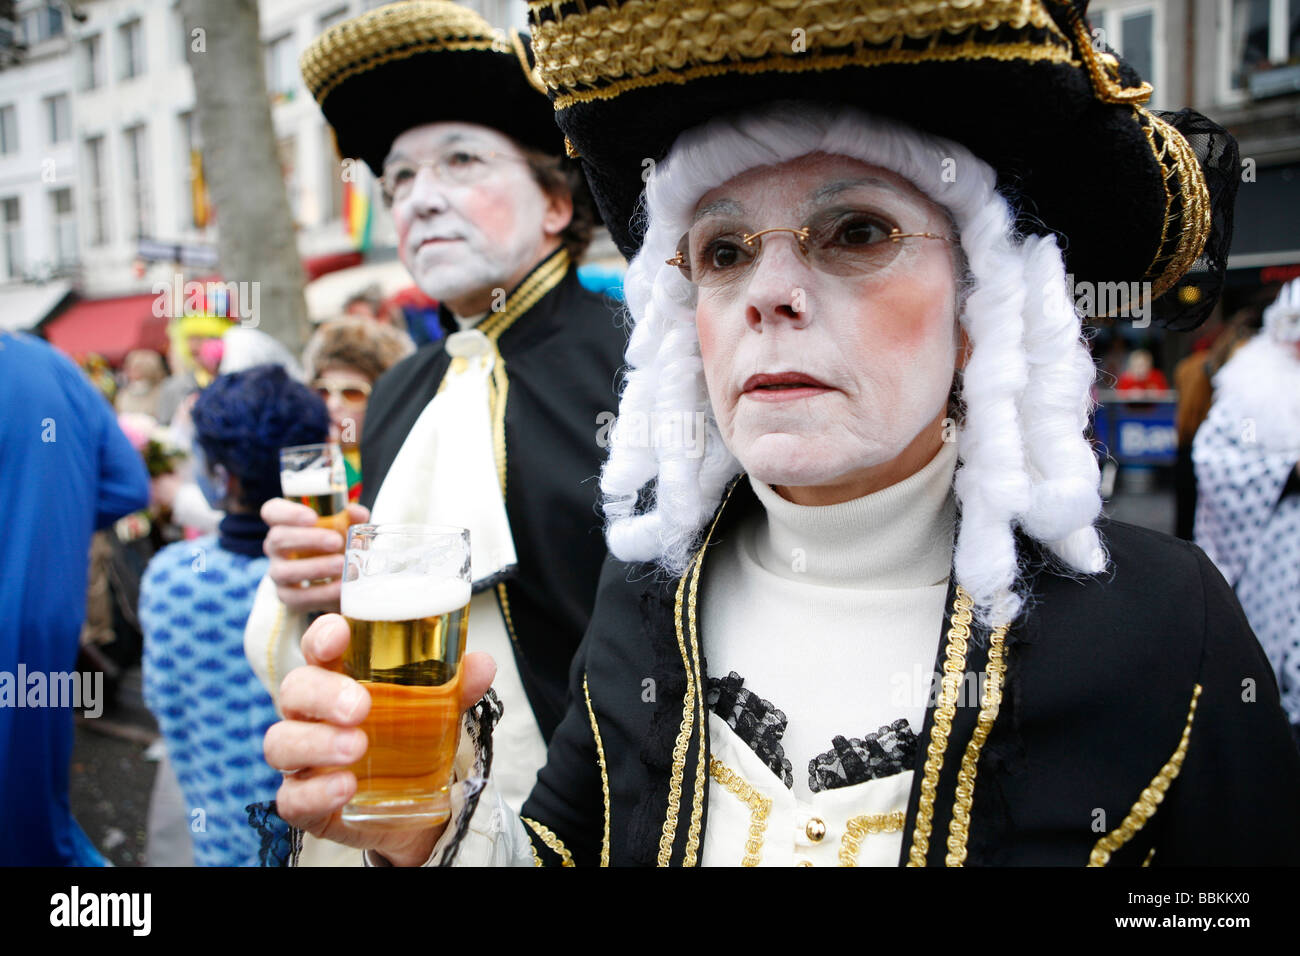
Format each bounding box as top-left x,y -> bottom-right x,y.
338,684 -> 365,721
330,776 -> 350,801
335,729 -> 364,761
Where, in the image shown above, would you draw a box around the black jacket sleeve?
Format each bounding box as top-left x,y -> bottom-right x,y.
1156,546 -> 1300,864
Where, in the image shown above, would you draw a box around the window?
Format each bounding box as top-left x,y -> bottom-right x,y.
119,18 -> 146,80
21,4 -> 61,45
2,198 -> 21,280
81,35 -> 102,91
1087,2 -> 1163,102
45,94 -> 70,145
265,33 -> 296,101
1225,0 -> 1300,92
0,105 -> 15,155
84,136 -> 109,246
123,124 -> 152,240
50,189 -> 76,268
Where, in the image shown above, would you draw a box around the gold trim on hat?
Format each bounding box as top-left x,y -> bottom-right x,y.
530,0 -> 1076,109
300,0 -> 501,107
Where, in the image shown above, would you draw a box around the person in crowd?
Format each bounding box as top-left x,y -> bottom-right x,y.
0,331 -> 149,865
115,349 -> 168,418
264,0 -> 1299,867
140,365 -> 330,866
243,0 -> 624,848
301,316 -> 416,502
1115,348 -> 1169,394
1193,278 -> 1300,742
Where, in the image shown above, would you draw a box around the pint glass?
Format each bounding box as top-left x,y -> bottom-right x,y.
339,524 -> 471,828
279,442 -> 350,558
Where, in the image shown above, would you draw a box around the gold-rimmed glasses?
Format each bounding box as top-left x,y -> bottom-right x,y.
380,148 -> 528,202
666,209 -> 954,287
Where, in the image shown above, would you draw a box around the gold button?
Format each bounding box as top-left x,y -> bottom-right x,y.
805,817 -> 827,842
796,859 -> 814,867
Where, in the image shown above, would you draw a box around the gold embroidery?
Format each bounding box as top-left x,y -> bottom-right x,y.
1137,109 -> 1211,300
660,479 -> 742,866
1057,4 -> 1152,104
1087,684 -> 1202,867
683,536 -> 708,866
708,758 -> 771,867
945,614 -> 1010,866
906,585 -> 976,866
839,811 -> 907,867
530,0 -> 1073,107
658,552 -> 700,866
1142,847 -> 1156,867
495,582 -> 521,657
302,2 -> 501,105
584,674 -> 612,867
509,30 -> 550,96
522,816 -> 576,866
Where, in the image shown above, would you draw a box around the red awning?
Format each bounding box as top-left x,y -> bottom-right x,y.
302,250 -> 364,282
42,294 -> 171,367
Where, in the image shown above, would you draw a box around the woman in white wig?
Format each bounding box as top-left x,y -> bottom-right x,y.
262,0 -> 1300,867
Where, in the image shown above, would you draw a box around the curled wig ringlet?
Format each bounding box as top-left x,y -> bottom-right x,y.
192,364 -> 331,510
601,102 -> 1106,628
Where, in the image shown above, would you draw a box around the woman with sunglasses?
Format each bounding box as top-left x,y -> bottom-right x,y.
301,316 -> 415,504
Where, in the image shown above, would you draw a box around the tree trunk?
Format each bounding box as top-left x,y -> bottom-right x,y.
181,0 -> 308,355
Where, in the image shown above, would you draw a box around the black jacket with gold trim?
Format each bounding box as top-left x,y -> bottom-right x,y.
518,474 -> 1300,865
359,249 -> 624,741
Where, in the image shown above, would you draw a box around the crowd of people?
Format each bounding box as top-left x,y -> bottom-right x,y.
3,0 -> 1298,869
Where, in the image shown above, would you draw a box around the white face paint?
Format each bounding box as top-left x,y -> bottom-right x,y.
386,122 -> 565,314
691,152 -> 963,502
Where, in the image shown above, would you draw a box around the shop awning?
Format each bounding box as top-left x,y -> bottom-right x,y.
0,280 -> 74,332
41,293 -> 170,366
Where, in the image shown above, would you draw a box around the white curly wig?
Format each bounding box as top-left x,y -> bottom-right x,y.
601,102 -> 1106,627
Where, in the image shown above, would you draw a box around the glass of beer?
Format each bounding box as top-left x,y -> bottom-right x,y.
279,442 -> 350,558
339,524 -> 471,829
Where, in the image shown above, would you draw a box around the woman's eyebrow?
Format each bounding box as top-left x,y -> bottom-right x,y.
691,198 -> 744,224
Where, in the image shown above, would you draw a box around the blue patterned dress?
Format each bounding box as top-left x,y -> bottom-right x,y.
140,515 -> 284,866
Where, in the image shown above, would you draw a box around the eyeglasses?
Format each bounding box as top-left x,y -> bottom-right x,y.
313,380 -> 371,404
666,208 -> 953,287
380,148 -> 527,202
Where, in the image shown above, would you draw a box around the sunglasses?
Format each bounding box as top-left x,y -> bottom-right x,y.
666,207 -> 953,287
313,380 -> 371,404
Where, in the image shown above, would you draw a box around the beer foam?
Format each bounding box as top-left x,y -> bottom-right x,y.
280,468 -> 341,498
341,575 -> 471,621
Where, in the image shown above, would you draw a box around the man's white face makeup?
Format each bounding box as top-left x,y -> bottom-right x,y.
385,123 -> 558,314
690,152 -> 962,499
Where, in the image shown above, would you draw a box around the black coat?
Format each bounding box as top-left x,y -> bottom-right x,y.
519,474 -> 1300,865
359,250 -> 625,741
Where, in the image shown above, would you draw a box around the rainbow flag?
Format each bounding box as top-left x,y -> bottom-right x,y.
343,176 -> 372,252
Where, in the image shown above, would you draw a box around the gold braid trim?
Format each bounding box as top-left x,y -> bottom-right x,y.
660,478 -> 742,866
1137,109 -> 1212,300
708,758 -> 771,867
530,0 -> 1070,103
1057,4 -> 1153,104
522,816 -> 576,866
658,552 -> 700,866
945,614 -> 1010,866
840,811 -> 907,867
301,1 -> 499,106
906,585 -> 976,866
583,674 -> 612,867
1087,684 -> 1202,867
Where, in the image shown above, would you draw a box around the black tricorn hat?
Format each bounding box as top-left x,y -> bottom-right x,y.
301,1 -> 563,176
528,0 -> 1239,328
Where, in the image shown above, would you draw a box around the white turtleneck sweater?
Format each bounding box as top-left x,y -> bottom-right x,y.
699,440 -> 957,866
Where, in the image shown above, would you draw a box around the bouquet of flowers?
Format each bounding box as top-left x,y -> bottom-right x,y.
117,413 -> 188,477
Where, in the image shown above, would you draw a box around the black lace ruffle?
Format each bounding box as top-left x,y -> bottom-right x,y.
706,671 -> 794,788
808,718 -> 917,793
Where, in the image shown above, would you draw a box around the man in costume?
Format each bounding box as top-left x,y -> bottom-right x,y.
244,0 -> 624,832
263,0 -> 1300,866
1193,278 -> 1300,740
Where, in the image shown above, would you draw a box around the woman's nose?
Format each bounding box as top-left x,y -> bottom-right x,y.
743,238 -> 812,331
